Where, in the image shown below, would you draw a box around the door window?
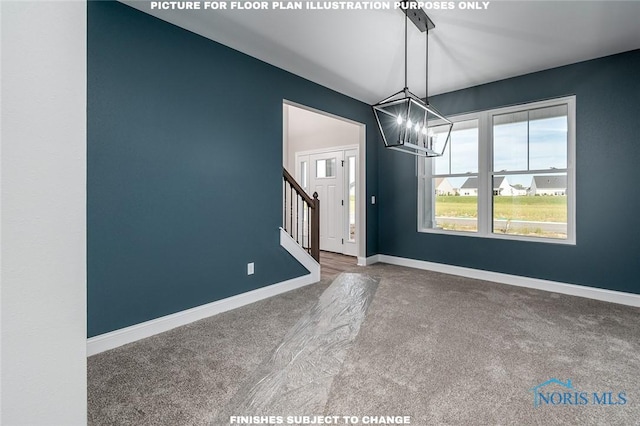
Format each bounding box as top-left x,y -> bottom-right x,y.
316,158 -> 336,178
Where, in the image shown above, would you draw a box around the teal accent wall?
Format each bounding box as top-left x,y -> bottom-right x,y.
377,49 -> 640,294
88,1 -> 379,337
89,0 -> 639,337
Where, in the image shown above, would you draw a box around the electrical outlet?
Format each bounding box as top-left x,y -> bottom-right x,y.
247,262 -> 254,275
371,195 -> 376,205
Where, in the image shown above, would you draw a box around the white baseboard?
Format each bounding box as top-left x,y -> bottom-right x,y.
373,254 -> 640,308
87,229 -> 320,356
357,255 -> 380,266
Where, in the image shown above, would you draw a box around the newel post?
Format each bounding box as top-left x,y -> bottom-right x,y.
311,192 -> 320,262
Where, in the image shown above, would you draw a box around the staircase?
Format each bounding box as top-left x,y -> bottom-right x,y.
282,168 -> 320,262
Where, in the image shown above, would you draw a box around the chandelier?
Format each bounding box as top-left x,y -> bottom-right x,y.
372,3 -> 453,157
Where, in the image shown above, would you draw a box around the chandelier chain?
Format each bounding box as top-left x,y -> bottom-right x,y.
404,12 -> 408,89
425,24 -> 429,103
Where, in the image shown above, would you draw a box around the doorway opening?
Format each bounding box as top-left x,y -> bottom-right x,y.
283,101 -> 366,265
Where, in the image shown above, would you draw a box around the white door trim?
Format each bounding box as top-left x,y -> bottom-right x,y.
294,144 -> 360,157
283,100 -> 366,260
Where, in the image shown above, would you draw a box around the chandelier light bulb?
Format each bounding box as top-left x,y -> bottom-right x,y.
406,119 -> 412,129
414,122 -> 420,132
396,115 -> 403,125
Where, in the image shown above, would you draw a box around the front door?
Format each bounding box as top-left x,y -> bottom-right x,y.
309,151 -> 344,253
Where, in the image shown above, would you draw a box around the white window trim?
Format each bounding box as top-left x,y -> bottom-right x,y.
417,96 -> 576,245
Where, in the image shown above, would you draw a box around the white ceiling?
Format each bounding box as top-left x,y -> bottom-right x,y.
287,104 -> 359,143
122,1 -> 640,104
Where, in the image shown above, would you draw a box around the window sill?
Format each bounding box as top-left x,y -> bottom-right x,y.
417,226 -> 576,245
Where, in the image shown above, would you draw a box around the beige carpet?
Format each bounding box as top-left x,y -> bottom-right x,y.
88,263 -> 640,425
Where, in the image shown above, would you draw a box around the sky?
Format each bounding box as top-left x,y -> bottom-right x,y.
430,114 -> 568,188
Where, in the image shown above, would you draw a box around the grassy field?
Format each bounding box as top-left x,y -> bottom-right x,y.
436,195 -> 567,222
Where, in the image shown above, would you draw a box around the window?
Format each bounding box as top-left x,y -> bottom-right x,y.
316,158 -> 336,178
418,96 -> 575,244
300,161 -> 308,191
347,155 -> 356,242
420,119 -> 479,232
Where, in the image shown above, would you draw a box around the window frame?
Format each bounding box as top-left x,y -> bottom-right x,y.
417,95 -> 576,245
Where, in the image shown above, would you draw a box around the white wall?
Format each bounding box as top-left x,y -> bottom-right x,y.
1,1 -> 87,424
285,104 -> 360,173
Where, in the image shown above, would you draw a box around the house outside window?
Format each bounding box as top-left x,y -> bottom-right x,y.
418,96 -> 576,244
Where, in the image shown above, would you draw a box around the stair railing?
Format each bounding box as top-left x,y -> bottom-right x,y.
283,168 -> 319,262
